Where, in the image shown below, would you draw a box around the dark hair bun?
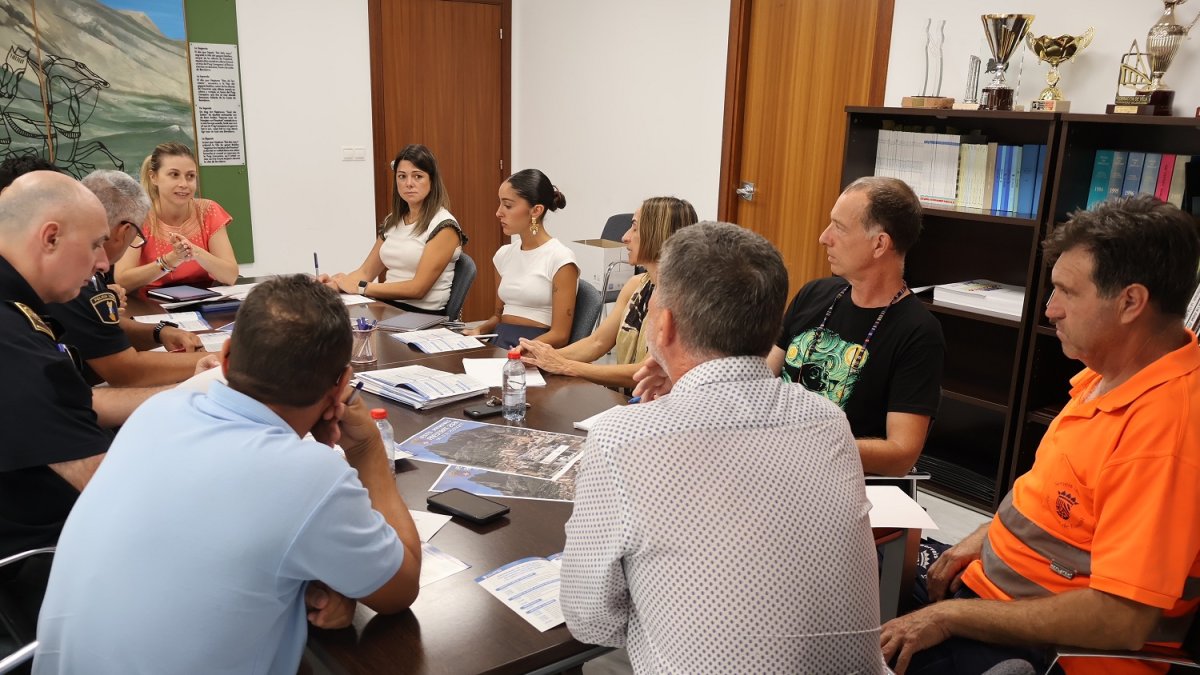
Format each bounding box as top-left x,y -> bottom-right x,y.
550,187 -> 566,211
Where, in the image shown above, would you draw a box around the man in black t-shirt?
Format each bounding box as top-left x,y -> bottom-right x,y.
634,177 -> 944,476
766,177 -> 944,476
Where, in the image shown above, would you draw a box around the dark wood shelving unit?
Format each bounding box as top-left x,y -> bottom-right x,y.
1010,113 -> 1200,488
844,108 -> 1200,509
842,107 -> 1058,510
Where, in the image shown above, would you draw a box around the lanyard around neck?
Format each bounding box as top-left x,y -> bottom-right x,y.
803,283 -> 908,375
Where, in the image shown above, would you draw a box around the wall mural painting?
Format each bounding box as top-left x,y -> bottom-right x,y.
0,0 -> 194,178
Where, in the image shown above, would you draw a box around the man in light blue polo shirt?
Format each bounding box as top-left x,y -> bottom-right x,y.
34,275 -> 422,675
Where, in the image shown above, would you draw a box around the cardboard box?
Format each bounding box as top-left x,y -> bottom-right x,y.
566,239 -> 633,293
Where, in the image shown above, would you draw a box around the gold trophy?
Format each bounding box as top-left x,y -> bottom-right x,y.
1026,27 -> 1094,112
980,14 -> 1035,111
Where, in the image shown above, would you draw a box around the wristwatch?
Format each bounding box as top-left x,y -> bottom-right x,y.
357,280 -> 369,297
153,320 -> 179,344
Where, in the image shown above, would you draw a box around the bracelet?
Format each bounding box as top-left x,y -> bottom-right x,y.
156,256 -> 175,273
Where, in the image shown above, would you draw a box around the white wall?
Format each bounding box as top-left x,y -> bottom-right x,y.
511,0 -> 731,244
234,0 -> 377,277
885,0 -> 1200,114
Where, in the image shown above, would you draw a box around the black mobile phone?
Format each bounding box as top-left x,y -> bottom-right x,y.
427,488 -> 510,524
464,403 -> 504,419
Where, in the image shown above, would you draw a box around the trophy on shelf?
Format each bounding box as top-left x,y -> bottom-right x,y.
1108,0 -> 1200,116
953,55 -> 984,109
903,18 -> 956,108
980,14 -> 1035,111
1026,27 -> 1094,112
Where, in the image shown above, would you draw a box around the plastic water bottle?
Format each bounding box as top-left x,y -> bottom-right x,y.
502,349 -> 526,422
370,408 -> 396,474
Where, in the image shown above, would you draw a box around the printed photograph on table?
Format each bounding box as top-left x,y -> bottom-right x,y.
397,417 -> 586,482
0,0 -> 193,175
430,464 -> 577,502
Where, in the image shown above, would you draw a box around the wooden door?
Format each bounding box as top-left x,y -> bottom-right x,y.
719,0 -> 893,297
369,0 -> 510,322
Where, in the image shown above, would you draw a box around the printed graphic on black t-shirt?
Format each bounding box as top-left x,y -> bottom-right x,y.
783,328 -> 868,408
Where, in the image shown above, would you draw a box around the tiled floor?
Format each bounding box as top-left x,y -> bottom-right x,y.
581,488 -> 995,675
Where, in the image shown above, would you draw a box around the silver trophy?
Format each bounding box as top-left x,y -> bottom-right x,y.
980,14 -> 1036,110
1141,0 -> 1200,110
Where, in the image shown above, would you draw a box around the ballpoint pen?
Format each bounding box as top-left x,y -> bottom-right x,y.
313,252 -> 320,278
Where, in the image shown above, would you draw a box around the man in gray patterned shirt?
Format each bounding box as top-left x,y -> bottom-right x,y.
560,222 -> 884,674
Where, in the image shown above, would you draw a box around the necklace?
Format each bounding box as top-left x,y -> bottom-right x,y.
799,283 -> 908,392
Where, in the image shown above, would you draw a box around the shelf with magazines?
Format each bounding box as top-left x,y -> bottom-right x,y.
1009,114 -> 1200,490
842,106 -> 1059,511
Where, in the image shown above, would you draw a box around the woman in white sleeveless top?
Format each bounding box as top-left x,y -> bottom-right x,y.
466,169 -> 578,349
320,144 -> 464,312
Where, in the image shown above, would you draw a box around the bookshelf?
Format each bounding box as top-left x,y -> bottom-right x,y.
843,106 -> 1058,510
842,107 -> 1200,510
1009,113 -> 1200,487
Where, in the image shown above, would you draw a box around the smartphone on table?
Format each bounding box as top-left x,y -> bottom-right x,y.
427,488 -> 510,524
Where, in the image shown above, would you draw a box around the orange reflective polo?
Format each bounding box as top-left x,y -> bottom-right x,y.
961,332 -> 1200,675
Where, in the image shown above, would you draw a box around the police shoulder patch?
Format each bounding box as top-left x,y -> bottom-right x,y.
90,292 -> 121,324
9,301 -> 56,340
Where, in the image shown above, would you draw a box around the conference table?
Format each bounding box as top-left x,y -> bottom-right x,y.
128,291 -> 624,675
129,287 -> 924,674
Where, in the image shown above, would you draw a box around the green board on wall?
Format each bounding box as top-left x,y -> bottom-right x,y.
184,0 -> 254,263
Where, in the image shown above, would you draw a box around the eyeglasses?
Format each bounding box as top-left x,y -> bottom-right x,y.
120,220 -> 147,249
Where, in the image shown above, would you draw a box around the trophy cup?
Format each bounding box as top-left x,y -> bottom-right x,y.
1026,27 -> 1094,112
980,14 -> 1035,111
1141,0 -> 1200,114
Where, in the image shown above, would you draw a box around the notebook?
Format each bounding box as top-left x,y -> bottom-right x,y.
377,311 -> 448,332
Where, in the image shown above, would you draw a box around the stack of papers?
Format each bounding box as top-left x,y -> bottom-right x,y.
476,555 -> 565,631
390,328 -> 486,353
574,405 -> 621,431
932,280 -> 1025,320
355,365 -> 487,409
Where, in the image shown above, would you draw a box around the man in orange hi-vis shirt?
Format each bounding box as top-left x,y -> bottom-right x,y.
880,194 -> 1200,675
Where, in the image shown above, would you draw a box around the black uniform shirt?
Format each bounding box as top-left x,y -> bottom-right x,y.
0,254 -> 111,559
45,269 -> 130,384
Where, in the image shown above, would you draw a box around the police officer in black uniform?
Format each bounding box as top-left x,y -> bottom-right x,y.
0,171 -> 114,644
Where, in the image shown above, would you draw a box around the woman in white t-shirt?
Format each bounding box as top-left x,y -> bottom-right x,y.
320,144 -> 464,312
465,169 -> 579,348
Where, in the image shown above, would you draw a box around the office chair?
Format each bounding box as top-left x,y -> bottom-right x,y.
571,281 -> 603,344
0,642 -> 35,674
597,213 -> 637,327
1044,614 -> 1199,674
445,253 -> 477,322
0,547 -> 54,674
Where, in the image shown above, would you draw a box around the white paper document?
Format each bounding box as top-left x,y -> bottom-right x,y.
149,332 -> 230,353
208,282 -> 259,299
475,554 -> 564,632
866,485 -> 938,530
340,294 -> 374,306
419,543 -> 470,588
132,312 -> 211,332
461,358 -> 546,388
390,328 -> 486,354
408,510 -> 452,543
573,405 -> 622,431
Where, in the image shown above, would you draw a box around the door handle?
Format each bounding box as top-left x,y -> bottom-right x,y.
736,181 -> 756,201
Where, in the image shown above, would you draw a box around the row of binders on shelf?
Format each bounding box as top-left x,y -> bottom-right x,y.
931,280 -> 1026,321
874,128 -> 1045,216
1086,151 -> 1195,211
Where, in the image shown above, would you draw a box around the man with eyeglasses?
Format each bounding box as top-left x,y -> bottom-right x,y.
43,170 -> 209,387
